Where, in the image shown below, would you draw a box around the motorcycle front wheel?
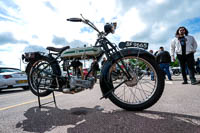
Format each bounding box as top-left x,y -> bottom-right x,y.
104,54 -> 165,111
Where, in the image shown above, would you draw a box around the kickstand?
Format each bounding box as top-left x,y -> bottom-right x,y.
35,72 -> 58,108
37,86 -> 57,108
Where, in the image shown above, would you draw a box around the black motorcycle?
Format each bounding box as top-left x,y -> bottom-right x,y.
22,15 -> 164,111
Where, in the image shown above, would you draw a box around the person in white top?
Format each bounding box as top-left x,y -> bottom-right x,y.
170,26 -> 198,85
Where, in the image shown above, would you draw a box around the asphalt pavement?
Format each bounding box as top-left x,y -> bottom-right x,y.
1,75 -> 200,133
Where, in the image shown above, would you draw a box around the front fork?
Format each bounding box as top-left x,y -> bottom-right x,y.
101,39 -> 133,81
115,59 -> 133,80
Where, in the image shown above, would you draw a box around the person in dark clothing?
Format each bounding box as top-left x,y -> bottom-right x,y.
149,50 -> 155,80
101,57 -> 107,68
170,26 -> 198,85
71,59 -> 84,79
156,47 -> 172,80
91,58 -> 99,82
195,58 -> 200,74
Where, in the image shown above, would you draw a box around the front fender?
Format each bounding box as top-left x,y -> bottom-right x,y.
111,48 -> 155,62
100,61 -> 113,98
100,48 -> 155,98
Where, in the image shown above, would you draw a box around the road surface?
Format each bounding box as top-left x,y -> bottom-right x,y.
0,75 -> 200,133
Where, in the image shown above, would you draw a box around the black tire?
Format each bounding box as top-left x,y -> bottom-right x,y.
174,70 -> 180,76
104,54 -> 165,111
22,86 -> 29,90
28,56 -> 61,97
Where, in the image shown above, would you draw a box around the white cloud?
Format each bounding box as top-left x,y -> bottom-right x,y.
0,0 -> 200,68
116,7 -> 146,41
0,43 -> 27,69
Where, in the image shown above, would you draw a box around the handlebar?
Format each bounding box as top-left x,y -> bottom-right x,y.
67,15 -> 101,34
67,15 -> 116,39
66,18 -> 82,22
66,15 -> 117,47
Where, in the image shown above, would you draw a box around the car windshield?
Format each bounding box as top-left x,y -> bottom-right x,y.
0,68 -> 21,73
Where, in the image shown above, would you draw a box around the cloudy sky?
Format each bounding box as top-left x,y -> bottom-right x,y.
0,0 -> 200,70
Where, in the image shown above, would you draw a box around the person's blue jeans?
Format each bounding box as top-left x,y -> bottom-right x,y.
150,71 -> 154,80
159,63 -> 172,80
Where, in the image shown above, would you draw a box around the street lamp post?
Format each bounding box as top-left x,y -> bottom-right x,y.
19,58 -> 21,70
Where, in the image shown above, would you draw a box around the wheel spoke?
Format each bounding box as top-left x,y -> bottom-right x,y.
29,59 -> 55,96
109,56 -> 159,105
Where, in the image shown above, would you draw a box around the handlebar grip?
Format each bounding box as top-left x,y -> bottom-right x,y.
66,18 -> 82,22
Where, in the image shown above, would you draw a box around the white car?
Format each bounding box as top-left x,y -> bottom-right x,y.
0,67 -> 29,91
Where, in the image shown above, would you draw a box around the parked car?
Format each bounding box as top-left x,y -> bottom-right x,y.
0,67 -> 29,91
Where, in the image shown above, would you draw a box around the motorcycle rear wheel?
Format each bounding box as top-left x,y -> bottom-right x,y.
106,55 -> 164,111
28,56 -> 61,97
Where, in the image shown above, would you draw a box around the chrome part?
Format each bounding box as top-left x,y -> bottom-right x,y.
69,76 -> 95,89
124,72 -> 137,87
62,88 -> 71,93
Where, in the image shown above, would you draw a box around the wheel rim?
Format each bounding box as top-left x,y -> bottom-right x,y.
109,56 -> 158,105
29,60 -> 54,93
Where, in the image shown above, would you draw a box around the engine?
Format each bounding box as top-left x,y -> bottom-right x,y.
69,76 -> 95,89
62,59 -> 96,90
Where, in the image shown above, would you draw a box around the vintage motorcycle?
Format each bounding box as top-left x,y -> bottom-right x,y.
22,15 -> 164,111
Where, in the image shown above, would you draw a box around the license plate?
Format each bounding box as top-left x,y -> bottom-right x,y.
119,41 -> 149,49
16,80 -> 28,84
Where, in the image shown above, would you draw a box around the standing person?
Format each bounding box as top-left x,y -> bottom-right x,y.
196,58 -> 200,74
91,58 -> 99,82
156,47 -> 172,81
101,57 -> 107,68
170,26 -> 198,85
71,59 -> 84,79
149,50 -> 155,80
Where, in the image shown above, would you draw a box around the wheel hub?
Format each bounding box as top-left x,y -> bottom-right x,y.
125,72 -> 138,87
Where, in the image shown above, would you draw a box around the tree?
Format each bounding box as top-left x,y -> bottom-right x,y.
170,57 -> 179,67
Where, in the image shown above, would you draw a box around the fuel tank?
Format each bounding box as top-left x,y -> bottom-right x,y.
60,46 -> 103,58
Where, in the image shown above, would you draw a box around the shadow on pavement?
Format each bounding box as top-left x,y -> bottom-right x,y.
16,106 -> 200,133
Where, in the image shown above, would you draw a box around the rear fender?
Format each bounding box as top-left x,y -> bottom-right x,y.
23,52 -> 44,74
25,61 -> 34,74
25,54 -> 61,76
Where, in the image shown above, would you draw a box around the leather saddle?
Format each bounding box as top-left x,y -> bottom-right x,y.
46,46 -> 70,53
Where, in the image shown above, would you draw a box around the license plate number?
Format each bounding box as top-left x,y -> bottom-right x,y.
119,41 -> 149,49
16,80 -> 28,84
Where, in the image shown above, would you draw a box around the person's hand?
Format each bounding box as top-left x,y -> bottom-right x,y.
172,56 -> 176,62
